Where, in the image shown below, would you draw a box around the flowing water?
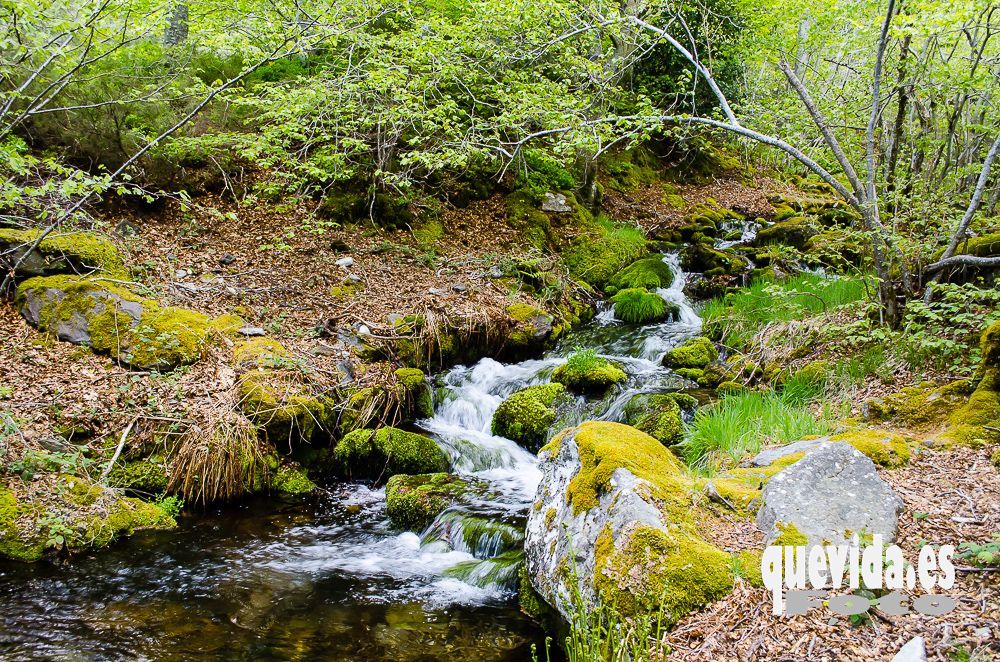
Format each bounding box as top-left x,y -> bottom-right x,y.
0,254 -> 702,661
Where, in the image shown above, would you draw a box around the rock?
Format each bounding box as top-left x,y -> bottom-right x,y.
384,473 -> 487,530
16,275 -> 243,370
540,192 -> 572,212
551,351 -> 627,395
451,283 -> 467,293
175,269 -> 189,279
752,439 -> 827,466
428,287 -> 446,296
114,220 -> 140,236
756,442 -> 903,547
333,427 -> 448,481
663,336 -> 718,369
238,326 -> 266,337
525,422 -> 737,623
491,383 -> 573,450
505,303 -> 555,355
346,273 -> 362,283
219,253 -> 237,266
329,239 -> 351,253
394,367 -> 434,419
622,393 -> 684,446
0,228 -> 128,280
891,637 -> 926,662
335,256 -> 354,268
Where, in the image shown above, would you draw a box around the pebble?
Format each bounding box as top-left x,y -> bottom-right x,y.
428,287 -> 446,296
175,269 -> 189,279
336,257 -> 354,268
219,253 -> 237,266
238,326 -> 266,337
451,283 -> 467,293
346,273 -> 362,283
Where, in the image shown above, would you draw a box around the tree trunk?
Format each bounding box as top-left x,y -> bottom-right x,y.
164,2 -> 189,47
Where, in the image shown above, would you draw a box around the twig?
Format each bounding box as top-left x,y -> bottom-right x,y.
99,417 -> 135,482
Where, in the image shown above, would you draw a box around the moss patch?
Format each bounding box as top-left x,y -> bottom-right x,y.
0,228 -> 129,279
664,337 -> 718,370
106,459 -> 169,493
606,256 -> 674,294
271,464 -> 316,495
623,394 -> 684,446
491,383 -> 571,450
829,430 -> 910,467
385,473 -> 484,530
552,351 -> 626,395
333,427 -> 447,481
394,368 -> 434,419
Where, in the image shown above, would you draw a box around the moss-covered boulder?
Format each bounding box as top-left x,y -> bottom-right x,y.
682,242 -> 749,277
610,288 -> 676,324
0,475 -> 175,562
505,303 -> 556,356
552,351 -> 627,395
234,338 -> 331,443
0,228 -> 129,280
563,222 -> 648,290
940,319 -> 1000,446
106,458 -> 169,493
491,383 -> 573,450
524,422 -> 737,623
333,427 -> 448,481
663,336 -> 718,370
270,463 -> 317,496
828,430 -> 910,468
754,216 -> 820,249
384,473 -> 488,531
16,275 -> 242,370
866,380 -> 973,429
934,232 -> 1000,261
606,256 -> 674,294
622,393 -> 684,446
394,368 -> 434,419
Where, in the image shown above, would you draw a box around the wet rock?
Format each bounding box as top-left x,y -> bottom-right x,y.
552,352 -> 626,395
540,192 -> 572,212
384,473 -> 487,530
525,422 -> 736,622
757,442 -> 903,547
491,383 -> 573,450
333,427 -> 448,481
663,336 -> 718,369
622,393 -> 684,446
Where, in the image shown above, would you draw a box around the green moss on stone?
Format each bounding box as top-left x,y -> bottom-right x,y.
394,368 -> 434,419
664,337 -> 718,370
333,427 -> 447,481
623,394 -> 684,446
491,383 -> 570,450
773,521 -> 808,546
552,350 -> 626,395
828,430 -> 910,467
385,472 -> 481,530
271,464 -> 316,495
106,459 -> 169,493
0,228 -> 129,279
606,256 -> 674,294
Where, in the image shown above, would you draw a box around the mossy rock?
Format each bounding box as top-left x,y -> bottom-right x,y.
384,473 -> 487,530
506,192 -> 554,249
622,393 -> 684,446
505,303 -> 556,356
610,288 -> 676,324
270,463 -> 317,496
0,228 -> 129,280
394,368 -> 434,419
234,339 -> 330,443
939,320 -> 1000,446
606,256 -> 674,294
491,383 -> 572,450
17,275 -> 242,370
106,459 -> 169,493
792,360 -> 831,386
552,353 -> 626,395
333,427 -> 448,481
663,337 -> 718,370
601,147 -> 661,192
934,232 -> 1000,261
754,216 -> 820,249
804,228 -> 864,268
866,380 -> 973,429
0,477 -> 175,562
828,430 -> 910,468
563,223 -> 648,290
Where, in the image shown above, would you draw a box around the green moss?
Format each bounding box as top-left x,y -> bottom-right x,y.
560,422 -> 691,515
716,381 -> 747,394
828,429 -> 910,467
0,228 -> 129,279
552,350 -> 626,395
674,367 -> 704,382
623,394 -> 684,446
394,368 -> 434,419
271,464 -> 316,495
333,427 -> 447,481
384,473 -> 481,530
491,383 -> 570,450
732,550 -> 764,587
773,521 -> 808,546
938,232 -> 1000,259
940,320 -> 1000,447
84,496 -> 176,549
412,217 -> 444,246
606,256 -> 674,294
17,275 -> 241,370
563,221 -> 648,289
754,216 -> 819,248
793,360 -> 831,386
593,523 -> 734,623
506,303 -> 555,352
233,337 -> 288,364
106,459 -> 169,493
610,288 -> 674,324
237,371 -> 327,442
506,192 -> 553,249
0,486 -> 43,561
992,448 -> 1000,469
601,148 -> 660,192
664,337 -> 718,369
518,565 -> 552,621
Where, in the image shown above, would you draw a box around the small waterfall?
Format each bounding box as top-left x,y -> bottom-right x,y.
716,218 -> 761,249
655,252 -> 702,328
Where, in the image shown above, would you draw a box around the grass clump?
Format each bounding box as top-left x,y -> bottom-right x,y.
702,273 -> 868,350
611,288 -> 673,324
681,388 -> 835,471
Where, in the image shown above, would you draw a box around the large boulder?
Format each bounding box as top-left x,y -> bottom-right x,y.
0,228 -> 128,280
16,275 -> 242,370
525,422 -> 737,623
756,442 -> 903,547
333,427 -> 448,481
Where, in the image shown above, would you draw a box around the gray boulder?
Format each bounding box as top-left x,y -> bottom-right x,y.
757,442 -> 903,547
541,192 -> 572,212
752,438 -> 827,466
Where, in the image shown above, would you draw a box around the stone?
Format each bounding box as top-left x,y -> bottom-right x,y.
428,287 -> 446,296
238,326 -> 266,336
219,253 -> 237,266
346,273 -> 362,283
175,269 -> 189,279
329,239 -> 351,253
752,439 -> 827,466
757,442 -> 903,547
114,220 -> 140,236
451,283 -> 467,293
540,192 -> 572,212
891,637 -> 926,662
335,256 -> 354,268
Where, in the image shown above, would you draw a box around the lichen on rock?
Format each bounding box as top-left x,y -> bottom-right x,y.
622,393 -> 684,446
0,228 -> 129,280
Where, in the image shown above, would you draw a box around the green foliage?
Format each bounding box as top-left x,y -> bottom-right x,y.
956,534 -> 1000,568
610,288 -> 672,324
516,149 -> 576,202
703,273 -> 869,350
552,350 -> 627,394
8,448 -> 95,481
682,389 -> 836,471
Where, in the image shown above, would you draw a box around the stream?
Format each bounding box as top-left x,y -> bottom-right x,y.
0,253 -> 704,661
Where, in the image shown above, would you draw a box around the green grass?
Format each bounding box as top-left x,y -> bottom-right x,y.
681,384 -> 838,471
702,273 -> 868,350
610,288 -> 672,324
